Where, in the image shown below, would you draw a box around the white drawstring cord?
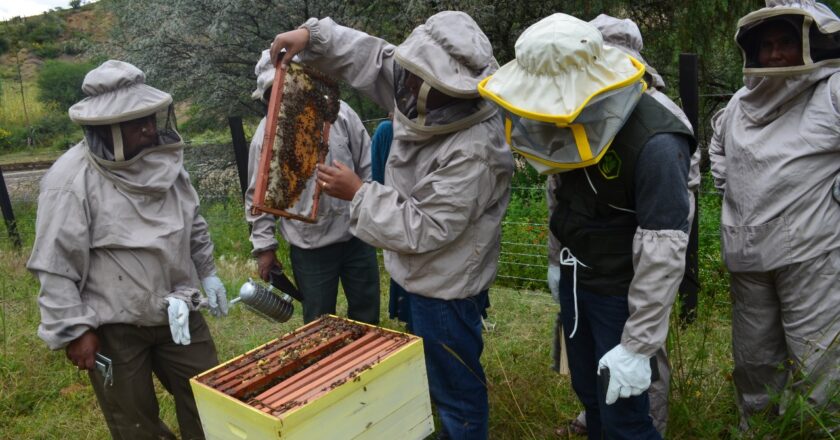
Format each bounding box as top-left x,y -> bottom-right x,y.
559,247 -> 588,339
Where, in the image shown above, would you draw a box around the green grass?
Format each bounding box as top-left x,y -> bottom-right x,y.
0,178 -> 836,439
0,147 -> 63,166
0,80 -> 49,129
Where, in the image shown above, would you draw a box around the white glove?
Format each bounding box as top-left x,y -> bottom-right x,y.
201,274 -> 228,317
547,264 -> 561,304
597,344 -> 651,405
167,297 -> 191,345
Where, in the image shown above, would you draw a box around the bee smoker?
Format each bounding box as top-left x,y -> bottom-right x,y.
233,278 -> 295,323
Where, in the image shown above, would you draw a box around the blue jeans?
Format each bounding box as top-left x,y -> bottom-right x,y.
558,276 -> 660,440
406,289 -> 489,440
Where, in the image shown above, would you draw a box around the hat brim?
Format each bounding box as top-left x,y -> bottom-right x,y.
69,83 -> 172,125
395,26 -> 497,99
479,53 -> 645,123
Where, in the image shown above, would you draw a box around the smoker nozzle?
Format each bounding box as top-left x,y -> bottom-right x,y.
232,278 -> 295,323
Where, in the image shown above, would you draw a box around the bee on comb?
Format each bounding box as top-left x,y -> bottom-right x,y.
252,62 -> 340,223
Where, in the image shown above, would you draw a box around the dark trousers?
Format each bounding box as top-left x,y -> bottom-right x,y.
406,289 -> 490,440
558,277 -> 661,440
290,237 -> 380,324
88,312 -> 218,440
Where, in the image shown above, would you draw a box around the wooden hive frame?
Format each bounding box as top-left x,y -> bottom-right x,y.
191,316 -> 434,439
251,61 -> 339,223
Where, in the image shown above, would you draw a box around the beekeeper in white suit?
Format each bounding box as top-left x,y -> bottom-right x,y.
28,60 -> 226,440
479,13 -> 694,439
548,13 -> 700,437
709,0 -> 840,428
269,11 -> 514,439
244,49 -> 380,325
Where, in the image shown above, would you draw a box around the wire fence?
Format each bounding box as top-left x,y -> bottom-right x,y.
0,142 -> 723,298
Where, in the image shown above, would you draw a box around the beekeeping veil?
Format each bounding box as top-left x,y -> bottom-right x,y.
736,0 -> 840,76
478,13 -> 646,174
392,11 -> 499,134
69,60 -> 179,162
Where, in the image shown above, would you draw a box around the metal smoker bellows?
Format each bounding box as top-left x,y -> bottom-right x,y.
232,278 -> 294,323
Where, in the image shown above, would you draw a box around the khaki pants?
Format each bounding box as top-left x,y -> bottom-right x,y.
730,248 -> 840,426
88,312 -> 218,440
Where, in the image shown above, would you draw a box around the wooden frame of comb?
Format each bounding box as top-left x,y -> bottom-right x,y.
251,59 -> 339,223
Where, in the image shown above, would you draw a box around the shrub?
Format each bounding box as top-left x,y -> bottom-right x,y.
0,127 -> 13,149
36,60 -> 94,110
24,15 -> 63,44
30,42 -> 60,58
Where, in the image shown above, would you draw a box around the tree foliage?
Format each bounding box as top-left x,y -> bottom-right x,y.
101,0 -> 840,128
37,60 -> 95,110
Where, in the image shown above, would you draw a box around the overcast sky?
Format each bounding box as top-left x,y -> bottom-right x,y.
0,0 -> 92,21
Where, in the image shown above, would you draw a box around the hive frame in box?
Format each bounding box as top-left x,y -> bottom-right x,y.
190,316 -> 434,440
251,60 -> 335,224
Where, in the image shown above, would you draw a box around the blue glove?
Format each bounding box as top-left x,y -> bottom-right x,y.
201,274 -> 229,317
597,344 -> 651,405
547,264 -> 561,304
166,297 -> 191,345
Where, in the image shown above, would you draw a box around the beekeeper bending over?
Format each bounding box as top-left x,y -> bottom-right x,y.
479,14 -> 694,439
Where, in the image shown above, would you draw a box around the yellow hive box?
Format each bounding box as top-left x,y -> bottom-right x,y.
190,316 -> 434,440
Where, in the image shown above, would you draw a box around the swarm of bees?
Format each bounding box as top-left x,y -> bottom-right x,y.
263,63 -> 340,211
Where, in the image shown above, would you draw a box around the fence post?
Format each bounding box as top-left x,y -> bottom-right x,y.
678,53 -> 700,137
228,116 -> 250,198
0,169 -> 22,249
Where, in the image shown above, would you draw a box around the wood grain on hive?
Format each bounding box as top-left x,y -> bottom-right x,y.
252,62 -> 340,223
191,316 -> 434,440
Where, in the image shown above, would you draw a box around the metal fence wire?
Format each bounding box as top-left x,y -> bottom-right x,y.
0,142 -> 722,297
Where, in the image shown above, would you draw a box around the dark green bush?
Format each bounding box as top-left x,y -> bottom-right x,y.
30,111 -> 78,145
31,42 -> 60,58
24,15 -> 63,44
3,111 -> 82,151
37,60 -> 94,110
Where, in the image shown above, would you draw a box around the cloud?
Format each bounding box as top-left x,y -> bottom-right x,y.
1,0 -> 82,21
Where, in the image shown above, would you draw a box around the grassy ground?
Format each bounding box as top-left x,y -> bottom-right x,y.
0,181 -> 836,439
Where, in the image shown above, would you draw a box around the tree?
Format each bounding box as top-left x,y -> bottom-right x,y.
101,0 -> 840,132
70,0 -> 83,9
37,60 -> 95,110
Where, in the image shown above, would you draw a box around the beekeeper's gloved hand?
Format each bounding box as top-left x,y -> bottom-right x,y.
597,344 -> 651,405
547,264 -> 561,304
202,273 -> 228,317
166,297 -> 191,345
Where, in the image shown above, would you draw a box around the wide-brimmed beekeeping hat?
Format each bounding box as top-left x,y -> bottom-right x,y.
69,60 -> 172,125
478,13 -> 646,174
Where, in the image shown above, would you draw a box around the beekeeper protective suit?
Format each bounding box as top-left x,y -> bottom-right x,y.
480,14 -> 694,440
545,14 -> 699,436
709,0 -> 840,426
244,49 -> 380,325
270,11 -> 513,439
27,60 -> 224,440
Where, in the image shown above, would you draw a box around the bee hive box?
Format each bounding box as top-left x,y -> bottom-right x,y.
251,62 -> 340,223
191,316 -> 434,440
